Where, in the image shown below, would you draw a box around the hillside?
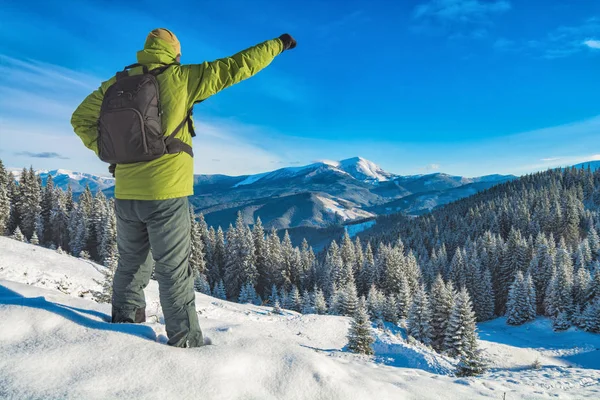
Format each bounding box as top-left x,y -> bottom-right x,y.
1,237 -> 599,399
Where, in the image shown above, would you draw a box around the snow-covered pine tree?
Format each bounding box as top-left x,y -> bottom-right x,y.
212,280 -> 227,300
324,240 -> 344,295
88,191 -> 107,261
382,245 -> 405,295
396,274 -> 412,319
475,266 -> 495,322
383,294 -> 399,324
339,282 -> 359,317
340,231 -> 357,277
347,301 -> 374,355
193,273 -> 211,294
313,287 -> 328,314
189,206 -> 206,276
208,227 -> 226,286
300,239 -> 315,290
51,187 -> 70,252
280,230 -> 298,288
444,287 -> 479,359
289,285 -> 302,312
587,226 -> 600,258
223,214 -> 257,299
17,167 -> 42,240
449,247 -> 467,291
455,344 -> 487,377
7,177 -> 21,236
524,272 -> 537,322
573,267 -> 591,308
366,284 -> 385,321
272,298 -> 283,315
30,231 -> 39,245
265,228 -> 283,290
545,247 -> 574,320
506,271 -> 535,325
358,242 -> 376,296
11,226 -> 26,242
0,160 -> 10,235
407,284 -> 433,345
301,290 -> 313,314
430,275 -> 455,352
583,299 -> 600,333
268,284 -> 279,305
68,206 -> 88,257
238,281 -> 260,304
552,311 -> 570,331
252,217 -> 268,295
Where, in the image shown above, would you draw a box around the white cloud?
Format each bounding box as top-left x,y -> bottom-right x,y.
584,39 -> 600,49
424,163 -> 441,171
540,157 -> 562,162
413,0 -> 511,23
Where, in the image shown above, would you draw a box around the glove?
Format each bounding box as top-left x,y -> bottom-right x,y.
108,164 -> 116,177
279,34 -> 297,51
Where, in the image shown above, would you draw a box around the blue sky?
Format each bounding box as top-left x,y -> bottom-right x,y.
1,0 -> 600,177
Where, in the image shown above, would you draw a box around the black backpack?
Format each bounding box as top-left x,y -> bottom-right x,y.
98,63 -> 195,165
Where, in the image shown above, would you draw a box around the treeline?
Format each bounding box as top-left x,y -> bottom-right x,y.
0,162 -> 118,271
359,166 -> 600,334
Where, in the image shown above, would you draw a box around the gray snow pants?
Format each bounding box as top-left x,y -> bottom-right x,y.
112,197 -> 203,348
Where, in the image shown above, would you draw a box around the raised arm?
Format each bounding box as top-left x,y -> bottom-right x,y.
71,87 -> 105,155
184,34 -> 296,106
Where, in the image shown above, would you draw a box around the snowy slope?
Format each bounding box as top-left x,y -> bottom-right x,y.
1,237 -> 600,399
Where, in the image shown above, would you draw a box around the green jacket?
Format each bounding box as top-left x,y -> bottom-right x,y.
72,36 -> 284,200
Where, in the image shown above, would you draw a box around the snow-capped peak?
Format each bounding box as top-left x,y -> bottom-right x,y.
336,157 -> 394,182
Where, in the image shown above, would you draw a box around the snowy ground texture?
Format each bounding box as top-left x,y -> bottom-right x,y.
1,237 -> 600,399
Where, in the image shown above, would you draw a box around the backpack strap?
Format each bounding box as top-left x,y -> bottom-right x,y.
164,109 -> 195,158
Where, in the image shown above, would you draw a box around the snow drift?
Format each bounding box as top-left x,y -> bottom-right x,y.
1,237 -> 599,399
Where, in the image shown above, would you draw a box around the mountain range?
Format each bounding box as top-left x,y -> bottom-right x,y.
18,157 -> 515,232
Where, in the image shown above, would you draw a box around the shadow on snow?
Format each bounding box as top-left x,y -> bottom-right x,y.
0,284 -> 157,342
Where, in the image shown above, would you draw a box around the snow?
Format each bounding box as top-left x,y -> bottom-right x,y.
1,236 -> 600,399
232,172 -> 270,188
231,157 -> 394,187
316,195 -> 375,221
338,157 -> 393,182
344,220 -> 377,237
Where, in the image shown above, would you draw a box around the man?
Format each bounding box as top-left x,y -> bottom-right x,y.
71,28 -> 297,347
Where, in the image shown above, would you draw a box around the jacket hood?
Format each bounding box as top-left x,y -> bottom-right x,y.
136,35 -> 179,65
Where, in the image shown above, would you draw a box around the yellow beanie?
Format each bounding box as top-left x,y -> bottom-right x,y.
145,28 -> 181,56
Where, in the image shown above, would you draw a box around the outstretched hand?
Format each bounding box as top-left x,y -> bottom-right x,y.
279,34 -> 297,51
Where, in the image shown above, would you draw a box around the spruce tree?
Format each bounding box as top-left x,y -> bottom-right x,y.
189,207 -> 206,276
366,284 -> 385,321
444,288 -> 479,359
383,294 -> 399,324
194,273 -> 211,294
11,226 -> 26,242
212,280 -> 227,300
506,271 -> 535,325
314,287 -> 328,314
0,160 -> 12,235
289,285 -> 302,312
396,274 -> 412,319
69,206 -> 88,257
339,282 -> 359,317
347,302 -> 374,355
407,285 -> 433,345
358,243 -> 376,296
430,275 -> 455,352
301,290 -> 313,314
